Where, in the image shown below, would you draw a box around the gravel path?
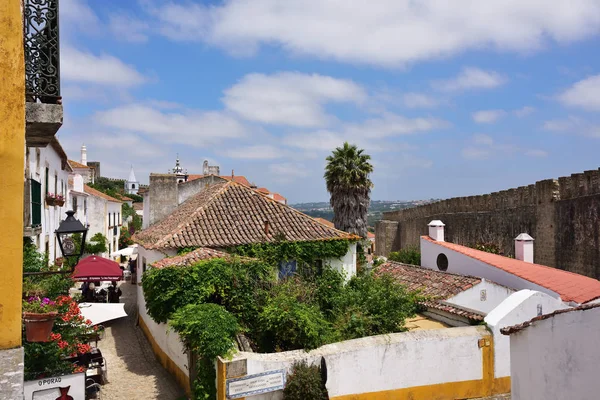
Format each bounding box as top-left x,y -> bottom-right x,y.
98,282 -> 185,400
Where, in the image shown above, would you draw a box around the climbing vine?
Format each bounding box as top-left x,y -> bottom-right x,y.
229,239 -> 355,266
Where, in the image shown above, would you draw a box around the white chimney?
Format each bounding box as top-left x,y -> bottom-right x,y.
81,144 -> 87,166
515,233 -> 534,263
428,220 -> 445,242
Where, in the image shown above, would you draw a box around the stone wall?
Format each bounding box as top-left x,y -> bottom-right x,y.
148,174 -> 179,226
376,169 -> 600,279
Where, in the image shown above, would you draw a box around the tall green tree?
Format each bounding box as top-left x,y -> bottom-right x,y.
324,142 -> 373,238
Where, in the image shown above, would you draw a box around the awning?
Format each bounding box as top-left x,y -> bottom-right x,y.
78,303 -> 127,325
110,245 -> 138,258
72,256 -> 123,282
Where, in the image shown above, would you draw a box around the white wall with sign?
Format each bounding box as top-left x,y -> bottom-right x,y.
24,373 -> 85,400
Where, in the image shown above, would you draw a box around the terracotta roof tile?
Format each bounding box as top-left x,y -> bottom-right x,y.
152,248 -> 249,268
376,261 -> 485,321
423,236 -> 600,304
187,174 -> 251,187
133,203 -> 143,211
134,181 -> 357,249
68,160 -> 90,169
314,218 -> 334,228
84,185 -> 122,203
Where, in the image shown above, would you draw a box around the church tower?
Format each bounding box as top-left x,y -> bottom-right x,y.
125,165 -> 140,195
172,155 -> 188,183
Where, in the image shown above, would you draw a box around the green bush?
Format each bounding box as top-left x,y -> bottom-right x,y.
86,233 -> 108,255
169,304 -> 239,400
283,361 -> 328,400
23,238 -> 47,272
388,246 -> 421,265
260,277 -> 334,351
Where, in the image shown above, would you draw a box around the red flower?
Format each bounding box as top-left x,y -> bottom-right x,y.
49,333 -> 62,341
57,340 -> 69,349
73,365 -> 86,373
85,319 -> 92,325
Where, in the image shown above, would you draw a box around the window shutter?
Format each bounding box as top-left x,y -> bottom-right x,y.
31,179 -> 42,226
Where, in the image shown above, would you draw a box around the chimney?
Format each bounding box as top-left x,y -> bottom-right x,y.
81,144 -> 87,166
232,169 -> 234,179
428,220 -> 445,242
515,233 -> 534,263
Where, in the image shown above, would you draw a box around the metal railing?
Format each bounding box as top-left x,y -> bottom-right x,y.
24,0 -> 61,104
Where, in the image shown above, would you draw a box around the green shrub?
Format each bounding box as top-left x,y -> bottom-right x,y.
86,233 -> 108,255
283,361 -> 328,400
388,246 -> 421,265
23,238 -> 47,272
334,273 -> 422,340
260,278 -> 334,351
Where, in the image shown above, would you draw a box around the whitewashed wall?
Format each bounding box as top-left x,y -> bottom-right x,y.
325,243 -> 357,280
447,279 -> 515,314
229,326 -> 487,400
509,305 -> 600,400
484,290 -> 567,379
420,238 -> 561,299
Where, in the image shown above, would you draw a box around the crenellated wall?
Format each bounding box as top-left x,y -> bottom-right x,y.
376,169 -> 600,279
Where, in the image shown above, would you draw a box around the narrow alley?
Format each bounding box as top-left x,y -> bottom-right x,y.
99,282 -> 185,400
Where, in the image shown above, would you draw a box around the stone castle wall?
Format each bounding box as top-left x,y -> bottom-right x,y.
376,169 -> 600,279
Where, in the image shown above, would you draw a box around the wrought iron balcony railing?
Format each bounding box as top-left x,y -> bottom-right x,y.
24,0 -> 61,104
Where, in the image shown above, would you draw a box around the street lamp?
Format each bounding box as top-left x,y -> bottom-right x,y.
55,210 -> 88,265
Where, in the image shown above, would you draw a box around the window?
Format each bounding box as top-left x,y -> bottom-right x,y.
278,260 -> 297,279
31,179 -> 42,226
73,196 -> 78,213
118,212 -> 120,225
84,199 -> 87,215
54,173 -> 57,195
109,243 -> 111,256
436,253 -> 449,271
131,184 -> 136,189
45,167 -> 49,195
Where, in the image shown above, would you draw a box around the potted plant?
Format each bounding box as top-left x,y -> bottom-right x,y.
54,194 -> 65,207
23,296 -> 59,342
46,193 -> 57,206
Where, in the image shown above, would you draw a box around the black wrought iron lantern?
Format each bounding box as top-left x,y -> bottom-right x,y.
55,210 -> 88,263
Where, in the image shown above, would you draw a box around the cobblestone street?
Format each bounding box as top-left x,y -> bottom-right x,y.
99,282 -> 185,400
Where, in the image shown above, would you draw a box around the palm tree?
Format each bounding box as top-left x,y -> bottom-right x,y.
324,142 -> 373,238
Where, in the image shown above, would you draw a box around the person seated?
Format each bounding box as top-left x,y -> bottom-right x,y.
107,281 -> 122,303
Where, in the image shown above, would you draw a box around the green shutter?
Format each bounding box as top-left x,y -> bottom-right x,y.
31,179 -> 42,226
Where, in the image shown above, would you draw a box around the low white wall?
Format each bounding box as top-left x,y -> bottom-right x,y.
325,243 -> 357,280
447,280 -> 515,314
509,305 -> 600,400
421,238 -> 561,299
484,290 -> 567,379
230,326 -> 487,399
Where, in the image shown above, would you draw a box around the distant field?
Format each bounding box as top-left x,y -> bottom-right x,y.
291,199 -> 439,228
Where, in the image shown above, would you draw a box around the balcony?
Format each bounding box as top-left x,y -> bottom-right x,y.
24,0 -> 63,147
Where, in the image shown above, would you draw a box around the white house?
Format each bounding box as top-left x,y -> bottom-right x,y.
24,137 -> 71,263
68,144 -> 94,184
68,173 -> 89,228
501,302 -> 600,400
84,184 -> 122,257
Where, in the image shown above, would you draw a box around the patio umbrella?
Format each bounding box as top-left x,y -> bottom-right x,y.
110,245 -> 138,258
78,303 -> 127,325
72,256 -> 123,282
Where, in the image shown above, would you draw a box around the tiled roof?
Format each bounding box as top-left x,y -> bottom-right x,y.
68,160 -> 90,169
84,185 -> 122,203
367,232 -> 375,239
501,302 -> 600,335
422,236 -> 600,304
377,261 -> 481,299
152,248 -> 239,268
134,181 -> 357,249
272,193 -> 286,203
120,195 -> 133,201
256,187 -> 270,194
187,174 -> 251,187
376,261 -> 485,321
314,218 -> 334,228
133,203 -> 144,211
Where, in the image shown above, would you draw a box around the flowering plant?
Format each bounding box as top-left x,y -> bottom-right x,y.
46,193 -> 65,201
22,296 -> 58,314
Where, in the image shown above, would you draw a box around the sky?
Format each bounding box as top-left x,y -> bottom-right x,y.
57,0 -> 600,203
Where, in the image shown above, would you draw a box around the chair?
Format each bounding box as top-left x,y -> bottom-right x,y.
86,378 -> 102,399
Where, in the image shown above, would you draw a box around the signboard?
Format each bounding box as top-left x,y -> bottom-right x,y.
24,373 -> 85,400
226,369 -> 286,399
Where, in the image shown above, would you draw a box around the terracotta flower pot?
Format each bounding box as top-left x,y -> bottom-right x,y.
55,199 -> 65,207
46,197 -> 56,206
23,311 -> 58,342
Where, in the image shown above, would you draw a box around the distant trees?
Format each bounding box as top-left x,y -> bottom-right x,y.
324,142 -> 373,238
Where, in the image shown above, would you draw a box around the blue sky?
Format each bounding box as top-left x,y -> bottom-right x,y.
58,0 -> 600,203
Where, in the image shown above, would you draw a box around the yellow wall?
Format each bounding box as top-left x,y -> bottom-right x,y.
0,0 -> 25,349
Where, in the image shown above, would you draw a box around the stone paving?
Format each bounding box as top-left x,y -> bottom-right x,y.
98,281 -> 185,400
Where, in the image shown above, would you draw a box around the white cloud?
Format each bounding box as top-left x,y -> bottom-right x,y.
219,145 -> 285,160
514,106 -> 535,117
223,72 -> 366,127
433,68 -> 507,92
525,149 -> 548,157
61,47 -> 146,87
402,93 -> 439,108
542,116 -> 600,138
473,134 -> 494,146
60,0 -> 101,35
146,0 -> 600,67
472,109 -> 507,124
461,147 -> 490,160
557,74 -> 600,111
109,15 -> 150,43
93,104 -> 248,146
268,163 -> 310,181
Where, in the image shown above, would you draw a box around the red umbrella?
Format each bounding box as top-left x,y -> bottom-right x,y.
72,256 -> 123,282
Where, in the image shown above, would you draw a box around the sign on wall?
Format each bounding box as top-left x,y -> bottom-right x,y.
24,373 -> 85,400
226,369 -> 286,399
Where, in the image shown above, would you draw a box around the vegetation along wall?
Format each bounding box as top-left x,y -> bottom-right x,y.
376,168 -> 600,279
